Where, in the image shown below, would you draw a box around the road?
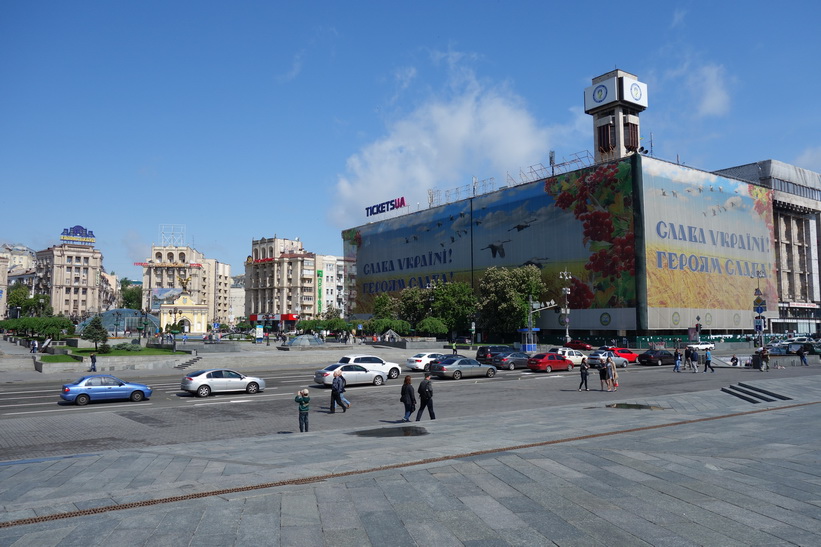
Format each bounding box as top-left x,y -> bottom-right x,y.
1,353 -> 819,462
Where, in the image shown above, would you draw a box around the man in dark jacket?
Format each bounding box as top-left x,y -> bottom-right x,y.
330,370 -> 346,413
415,372 -> 436,421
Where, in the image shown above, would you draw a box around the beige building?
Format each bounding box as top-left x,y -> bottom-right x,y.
244,236 -> 346,329
0,256 -> 8,318
139,245 -> 231,329
34,243 -> 107,321
1,243 -> 36,273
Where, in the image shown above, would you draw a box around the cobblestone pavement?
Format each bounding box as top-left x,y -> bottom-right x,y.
0,363 -> 820,546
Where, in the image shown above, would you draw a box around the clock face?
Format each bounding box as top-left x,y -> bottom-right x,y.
593,84 -> 608,103
630,82 -> 642,101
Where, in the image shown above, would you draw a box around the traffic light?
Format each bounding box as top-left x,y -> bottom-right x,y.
696,323 -> 702,334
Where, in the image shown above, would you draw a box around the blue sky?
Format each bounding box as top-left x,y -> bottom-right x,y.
2,1 -> 819,281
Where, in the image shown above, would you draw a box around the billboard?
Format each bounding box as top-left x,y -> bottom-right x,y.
638,156 -> 776,330
150,288 -> 183,312
343,158 -> 638,331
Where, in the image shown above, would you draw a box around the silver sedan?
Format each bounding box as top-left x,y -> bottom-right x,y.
180,369 -> 266,397
430,358 -> 497,380
314,363 -> 387,386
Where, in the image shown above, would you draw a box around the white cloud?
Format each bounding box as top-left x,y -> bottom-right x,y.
671,8 -> 687,28
690,64 -> 731,117
795,145 -> 821,173
278,49 -> 305,83
330,62 -> 552,229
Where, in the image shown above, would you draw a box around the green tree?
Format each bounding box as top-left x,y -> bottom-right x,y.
416,316 -> 448,337
325,317 -> 351,335
322,305 -> 342,320
6,284 -> 29,317
121,285 -> 143,310
81,315 -> 109,350
397,287 -> 429,327
372,294 -> 398,320
119,277 -> 132,289
431,281 -> 477,336
477,266 -> 545,339
23,295 -> 53,317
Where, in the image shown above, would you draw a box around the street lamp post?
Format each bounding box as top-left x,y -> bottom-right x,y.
559,269 -> 572,343
753,269 -> 767,347
113,311 -> 122,338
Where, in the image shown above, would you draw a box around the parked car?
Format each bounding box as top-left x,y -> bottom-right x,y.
405,352 -> 447,372
475,345 -> 514,364
637,349 -> 676,366
565,340 -> 593,351
546,347 -> 586,365
314,363 -> 387,386
336,355 -> 401,379
491,351 -> 531,370
611,348 -> 639,363
686,341 -> 715,351
453,336 -> 472,344
61,374 -> 153,406
180,369 -> 266,397
527,353 -> 574,373
430,358 -> 497,379
587,350 -> 629,368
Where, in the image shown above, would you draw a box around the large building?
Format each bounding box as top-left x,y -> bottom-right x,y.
138,244 -> 231,331
244,236 -> 345,331
34,227 -> 110,321
342,70 -> 821,339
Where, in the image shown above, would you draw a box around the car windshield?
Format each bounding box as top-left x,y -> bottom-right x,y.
439,358 -> 459,365
412,354 -> 426,358
338,357 -> 352,364
532,354 -> 547,359
188,370 -> 208,377
322,364 -> 341,371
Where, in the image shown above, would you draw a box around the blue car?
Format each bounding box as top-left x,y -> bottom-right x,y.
61,374 -> 153,406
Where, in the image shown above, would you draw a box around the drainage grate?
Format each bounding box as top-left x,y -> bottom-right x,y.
606,403 -> 667,410
350,426 -> 429,437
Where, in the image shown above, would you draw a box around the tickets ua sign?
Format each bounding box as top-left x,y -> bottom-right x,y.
365,196 -> 407,217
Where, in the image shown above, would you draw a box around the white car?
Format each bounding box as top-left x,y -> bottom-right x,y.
313,363 -> 387,386
547,347 -> 586,365
588,350 -> 628,368
336,355 -> 401,380
687,342 -> 715,351
405,352 -> 447,372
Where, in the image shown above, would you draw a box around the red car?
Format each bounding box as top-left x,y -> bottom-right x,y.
611,348 -> 638,363
527,353 -> 574,373
565,340 -> 593,351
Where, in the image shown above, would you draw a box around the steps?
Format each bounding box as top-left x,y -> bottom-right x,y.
175,356 -> 202,370
721,382 -> 793,404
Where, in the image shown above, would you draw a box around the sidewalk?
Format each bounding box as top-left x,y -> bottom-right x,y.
1,374 -> 820,545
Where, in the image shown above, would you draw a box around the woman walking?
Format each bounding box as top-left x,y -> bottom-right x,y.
400,375 -> 416,422
578,358 -> 590,391
599,360 -> 609,391
673,349 -> 681,372
605,356 -> 615,391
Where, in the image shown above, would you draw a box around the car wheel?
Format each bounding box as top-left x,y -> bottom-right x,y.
567,364 -> 574,372
75,394 -> 90,406
486,368 -> 496,378
388,367 -> 400,379
246,382 -> 259,394
129,391 -> 144,402
373,375 -> 384,386
453,370 -> 462,380
657,359 -> 663,366
196,385 -> 211,397
545,365 -> 552,373
507,362 -> 515,370
424,363 -> 430,372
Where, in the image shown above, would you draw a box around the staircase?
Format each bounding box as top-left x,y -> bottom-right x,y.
721,382 -> 793,404
175,356 -> 203,370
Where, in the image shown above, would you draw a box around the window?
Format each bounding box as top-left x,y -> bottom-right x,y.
66,256 -> 73,264
624,122 -> 639,151
597,123 -> 614,152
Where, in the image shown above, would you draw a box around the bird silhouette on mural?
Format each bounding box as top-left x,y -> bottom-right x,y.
480,240 -> 512,258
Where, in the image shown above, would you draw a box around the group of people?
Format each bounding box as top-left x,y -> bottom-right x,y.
293,371 -> 436,432
673,347 -> 716,373
577,357 -> 619,392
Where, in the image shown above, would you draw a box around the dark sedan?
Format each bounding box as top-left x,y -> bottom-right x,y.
637,349 -> 677,366
491,351 -> 531,370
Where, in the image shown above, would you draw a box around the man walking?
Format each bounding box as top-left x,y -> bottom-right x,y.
416,372 -> 436,421
330,370 -> 347,413
703,348 -> 715,373
690,349 -> 699,373
798,346 -> 809,366
684,347 -> 692,372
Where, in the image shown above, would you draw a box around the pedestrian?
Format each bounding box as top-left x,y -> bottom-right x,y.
88,353 -> 97,372
690,349 -> 699,373
400,375 -> 416,422
730,354 -> 739,367
599,361 -> 609,391
760,347 -> 770,372
330,370 -> 346,413
703,348 -> 715,373
605,356 -> 615,391
684,347 -> 692,371
416,372 -> 435,421
611,360 -> 619,391
673,349 -> 681,372
295,389 -> 310,432
452,341 -> 457,355
338,373 -> 351,409
578,357 -> 590,391
798,346 -> 809,366
30,340 -> 37,354
182,333 -> 188,345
